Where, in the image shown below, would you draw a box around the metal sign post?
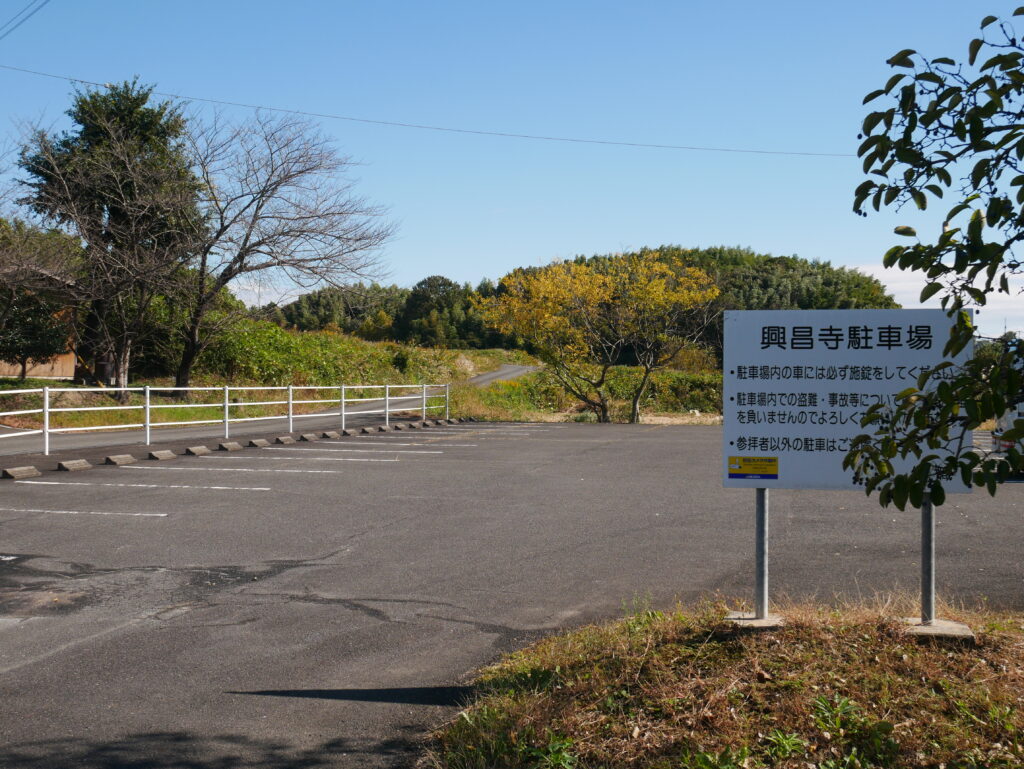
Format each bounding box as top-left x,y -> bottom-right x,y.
921,493 -> 935,625
755,488 -> 769,620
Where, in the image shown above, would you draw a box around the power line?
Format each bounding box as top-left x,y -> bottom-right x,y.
0,0 -> 39,34
0,60 -> 855,158
0,0 -> 51,44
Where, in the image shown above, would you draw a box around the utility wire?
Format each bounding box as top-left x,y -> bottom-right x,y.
0,60 -> 855,158
0,0 -> 39,34
0,0 -> 51,43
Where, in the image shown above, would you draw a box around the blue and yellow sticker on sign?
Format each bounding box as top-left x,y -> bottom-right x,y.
728,456 -> 779,480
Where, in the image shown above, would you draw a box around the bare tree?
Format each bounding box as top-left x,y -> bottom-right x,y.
172,112 -> 393,387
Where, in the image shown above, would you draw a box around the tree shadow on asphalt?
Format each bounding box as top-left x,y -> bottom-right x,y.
0,729 -> 426,768
228,685 -> 474,707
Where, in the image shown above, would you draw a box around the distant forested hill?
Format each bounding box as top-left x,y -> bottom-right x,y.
264,247 -> 897,358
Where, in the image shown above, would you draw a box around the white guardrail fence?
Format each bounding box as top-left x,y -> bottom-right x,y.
0,383 -> 450,455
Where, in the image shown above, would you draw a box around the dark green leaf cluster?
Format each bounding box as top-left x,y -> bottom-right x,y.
844,333 -> 1024,509
0,291 -> 69,378
849,9 -> 1024,507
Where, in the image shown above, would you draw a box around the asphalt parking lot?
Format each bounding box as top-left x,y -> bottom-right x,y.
0,422 -> 1021,768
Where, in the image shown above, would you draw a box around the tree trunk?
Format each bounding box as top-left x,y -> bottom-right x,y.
174,324 -> 202,390
630,368 -> 654,424
19,359 -> 27,380
112,338 -> 132,403
81,299 -> 105,383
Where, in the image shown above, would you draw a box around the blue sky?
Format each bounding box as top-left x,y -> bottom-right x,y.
0,1 -> 1020,335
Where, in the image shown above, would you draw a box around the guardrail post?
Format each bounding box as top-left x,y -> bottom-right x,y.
340,385 -> 346,431
287,385 -> 294,433
42,386 -> 50,455
385,385 -> 390,427
445,383 -> 450,420
223,385 -> 230,439
144,385 -> 151,445
422,384 -> 427,419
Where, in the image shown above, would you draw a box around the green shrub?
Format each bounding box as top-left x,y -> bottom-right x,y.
605,368 -> 722,413
194,318 -> 527,386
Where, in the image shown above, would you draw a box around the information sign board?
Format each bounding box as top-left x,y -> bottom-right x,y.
722,309 -> 973,490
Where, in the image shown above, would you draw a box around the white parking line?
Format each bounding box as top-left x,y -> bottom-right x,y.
263,447 -> 442,455
16,480 -> 271,491
198,455 -> 400,462
0,506 -> 167,518
369,431 -> 525,437
123,465 -> 354,474
324,441 -> 477,447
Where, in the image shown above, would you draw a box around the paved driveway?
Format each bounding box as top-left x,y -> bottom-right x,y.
0,423 -> 1020,767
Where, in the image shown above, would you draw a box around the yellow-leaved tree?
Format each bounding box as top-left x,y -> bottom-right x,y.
477,252 -> 718,422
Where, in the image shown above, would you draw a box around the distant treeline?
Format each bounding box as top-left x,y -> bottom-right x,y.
261,275 -> 514,349
262,246 -> 898,360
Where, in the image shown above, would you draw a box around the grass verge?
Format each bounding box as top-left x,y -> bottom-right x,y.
450,369 -> 723,423
423,597 -> 1024,768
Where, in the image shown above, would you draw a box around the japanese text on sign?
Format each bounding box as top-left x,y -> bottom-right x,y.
722,310 -> 972,491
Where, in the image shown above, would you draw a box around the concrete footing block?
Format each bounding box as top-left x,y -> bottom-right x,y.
58,459 -> 92,472
299,433 -> 319,442
726,611 -> 785,630
3,466 -> 41,479
148,450 -> 176,461
321,431 -> 341,439
902,617 -> 976,642
218,442 -> 243,452
185,445 -> 211,456
248,439 -> 270,448
104,454 -> 137,466
275,436 -> 296,444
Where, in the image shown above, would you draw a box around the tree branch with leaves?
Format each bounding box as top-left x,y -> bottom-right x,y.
845,8 -> 1024,508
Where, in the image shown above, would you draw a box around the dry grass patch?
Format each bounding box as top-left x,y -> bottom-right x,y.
423,598 -> 1024,768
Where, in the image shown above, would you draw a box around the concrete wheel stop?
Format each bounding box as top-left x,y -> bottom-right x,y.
248,439 -> 270,448
104,454 -> 137,466
275,436 -> 296,444
218,442 -> 243,452
321,431 -> 341,439
299,433 -> 319,442
186,446 -> 211,455
58,459 -> 92,472
148,450 -> 176,461
3,466 -> 41,479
